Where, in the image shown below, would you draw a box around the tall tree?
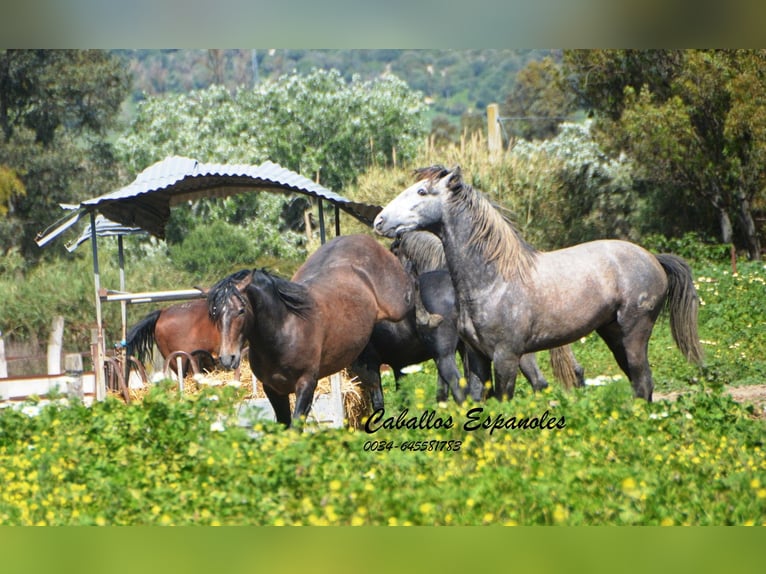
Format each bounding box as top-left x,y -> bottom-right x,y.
503,56 -> 576,141
564,49 -> 765,259
0,50 -> 130,261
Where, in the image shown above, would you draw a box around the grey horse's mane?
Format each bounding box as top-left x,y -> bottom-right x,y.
415,165 -> 538,282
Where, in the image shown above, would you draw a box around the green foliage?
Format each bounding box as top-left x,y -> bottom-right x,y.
117,49 -> 551,130
168,219 -> 303,283
0,165 -> 25,216
503,56 -> 577,141
116,69 -> 427,192
564,49 -> 766,259
0,50 -> 130,262
0,377 -> 762,525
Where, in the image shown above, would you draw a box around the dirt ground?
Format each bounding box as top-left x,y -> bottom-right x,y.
654,383 -> 766,419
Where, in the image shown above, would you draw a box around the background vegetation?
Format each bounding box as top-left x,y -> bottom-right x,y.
0,50 -> 764,378
0,48 -> 765,527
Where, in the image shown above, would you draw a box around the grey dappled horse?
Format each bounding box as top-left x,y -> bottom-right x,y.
374,166 -> 703,402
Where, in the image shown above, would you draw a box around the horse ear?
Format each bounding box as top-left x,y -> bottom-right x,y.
443,165 -> 462,192
236,269 -> 255,291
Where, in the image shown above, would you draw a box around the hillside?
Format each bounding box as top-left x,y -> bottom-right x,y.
113,49 -> 555,123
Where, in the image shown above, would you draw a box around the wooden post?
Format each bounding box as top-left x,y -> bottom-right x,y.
89,211 -> 106,401
176,356 -> 184,392
0,331 -> 7,379
47,316 -> 65,375
65,353 -> 84,400
487,103 -> 502,159
330,372 -> 344,427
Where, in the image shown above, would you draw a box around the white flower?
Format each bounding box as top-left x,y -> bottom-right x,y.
21,405 -> 40,417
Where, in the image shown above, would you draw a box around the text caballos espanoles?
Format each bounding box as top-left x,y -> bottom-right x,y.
364,407 -> 566,435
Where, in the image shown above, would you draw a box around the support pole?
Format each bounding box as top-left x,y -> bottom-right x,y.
318,200 -> 326,244
90,211 -> 106,401
487,103 -> 502,159
118,235 -> 128,345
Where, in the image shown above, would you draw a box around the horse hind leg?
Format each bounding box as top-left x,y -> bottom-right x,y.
463,346 -> 492,402
596,321 -> 654,401
349,356 -> 385,411
434,354 -> 465,404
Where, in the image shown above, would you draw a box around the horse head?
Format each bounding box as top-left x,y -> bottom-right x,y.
207,269 -> 253,370
374,165 -> 461,238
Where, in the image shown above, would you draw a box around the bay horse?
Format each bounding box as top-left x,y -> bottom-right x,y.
374,166 -> 703,402
353,231 -> 583,406
125,299 -> 221,377
208,234 -> 413,427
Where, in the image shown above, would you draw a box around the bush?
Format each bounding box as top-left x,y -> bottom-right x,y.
0,377 -> 762,525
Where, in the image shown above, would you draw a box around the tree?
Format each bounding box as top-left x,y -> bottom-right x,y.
564,49 -> 765,259
503,56 -> 576,140
0,50 -> 130,261
115,68 -> 428,256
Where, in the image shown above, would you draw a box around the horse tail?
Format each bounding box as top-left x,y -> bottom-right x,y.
125,309 -> 162,365
655,254 -> 704,365
549,345 -> 581,390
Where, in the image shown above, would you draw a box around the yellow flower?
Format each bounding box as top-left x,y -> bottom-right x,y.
553,505 -> 569,524
621,477 -> 637,495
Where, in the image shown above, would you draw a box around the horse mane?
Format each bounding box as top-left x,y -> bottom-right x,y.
394,231 -> 447,274
418,165 -> 538,282
207,269 -> 252,322
249,269 -> 314,320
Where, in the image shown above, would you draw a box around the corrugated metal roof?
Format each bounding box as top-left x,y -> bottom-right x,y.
65,215 -> 147,252
36,156 -> 383,245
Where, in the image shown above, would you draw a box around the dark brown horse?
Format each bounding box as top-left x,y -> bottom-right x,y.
125,299 -> 220,377
208,234 -> 413,427
375,166 -> 703,402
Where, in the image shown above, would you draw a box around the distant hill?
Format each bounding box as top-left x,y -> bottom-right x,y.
113,49 -> 555,124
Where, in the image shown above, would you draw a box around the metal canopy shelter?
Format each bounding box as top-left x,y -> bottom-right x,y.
35,156 -> 383,400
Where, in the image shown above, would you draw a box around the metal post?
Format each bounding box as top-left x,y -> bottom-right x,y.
90,211 -> 106,401
118,235 -> 127,345
318,200 -> 326,244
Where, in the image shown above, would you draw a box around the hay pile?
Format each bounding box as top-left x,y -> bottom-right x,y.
120,359 -> 371,428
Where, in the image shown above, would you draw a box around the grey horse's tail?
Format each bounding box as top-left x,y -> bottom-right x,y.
550,345 -> 583,390
656,253 -> 704,365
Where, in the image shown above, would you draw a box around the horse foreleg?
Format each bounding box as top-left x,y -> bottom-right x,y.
492,349 -> 520,401
292,376 -> 319,427
519,353 -> 549,392
263,384 -> 292,427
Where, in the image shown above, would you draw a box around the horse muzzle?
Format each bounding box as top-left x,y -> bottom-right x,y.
219,352 -> 241,370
